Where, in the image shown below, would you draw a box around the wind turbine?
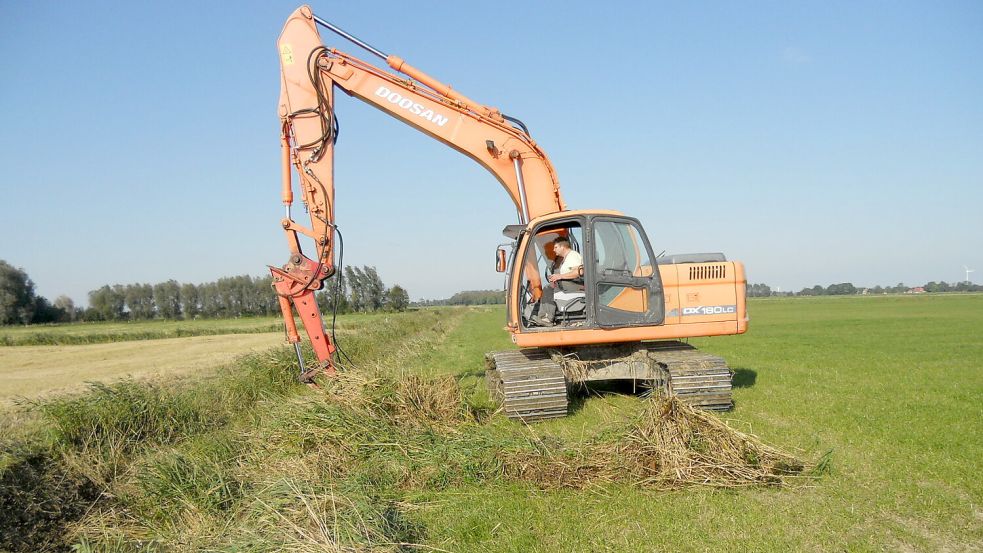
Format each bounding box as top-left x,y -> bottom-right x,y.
965,266 -> 975,283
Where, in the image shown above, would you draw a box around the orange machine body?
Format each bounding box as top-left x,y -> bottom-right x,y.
505,210 -> 747,347
511,261 -> 748,347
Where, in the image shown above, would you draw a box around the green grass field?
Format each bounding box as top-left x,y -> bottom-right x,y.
402,296 -> 983,551
1,296 -> 981,552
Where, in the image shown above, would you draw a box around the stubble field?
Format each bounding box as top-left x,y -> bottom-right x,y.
1,295 -> 980,552
0,334 -> 287,407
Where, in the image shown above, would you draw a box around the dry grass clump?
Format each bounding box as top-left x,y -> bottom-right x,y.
226,478 -> 420,553
504,394 -> 805,490
552,347 -> 667,386
317,371 -> 477,430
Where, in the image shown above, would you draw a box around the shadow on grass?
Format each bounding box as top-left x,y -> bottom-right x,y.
567,391 -> 588,415
459,368 -> 486,379
567,381 -> 650,415
732,368 -> 757,389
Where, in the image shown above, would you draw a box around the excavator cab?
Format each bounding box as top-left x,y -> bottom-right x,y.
509,211 -> 666,332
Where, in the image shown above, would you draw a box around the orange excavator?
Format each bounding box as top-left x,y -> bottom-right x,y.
270,6 -> 748,421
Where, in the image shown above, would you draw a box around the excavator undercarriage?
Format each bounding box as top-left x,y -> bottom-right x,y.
486,342 -> 733,422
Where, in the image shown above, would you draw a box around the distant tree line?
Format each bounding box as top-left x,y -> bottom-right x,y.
414,289 -> 506,306
0,259 -> 409,325
86,276 -> 278,321
919,281 -> 983,293
747,280 -> 983,298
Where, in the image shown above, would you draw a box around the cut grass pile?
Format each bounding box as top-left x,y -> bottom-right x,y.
503,395 -> 805,490
0,307 -> 807,552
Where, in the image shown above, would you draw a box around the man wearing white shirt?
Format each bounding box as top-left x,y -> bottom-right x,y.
530,237 -> 583,326
548,237 -> 583,291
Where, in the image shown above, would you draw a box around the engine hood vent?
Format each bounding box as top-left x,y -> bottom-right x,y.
689,264 -> 727,280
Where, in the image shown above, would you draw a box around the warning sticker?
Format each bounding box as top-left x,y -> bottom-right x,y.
280,44 -> 294,65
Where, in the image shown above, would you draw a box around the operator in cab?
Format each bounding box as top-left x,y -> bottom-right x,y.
530,237 -> 583,326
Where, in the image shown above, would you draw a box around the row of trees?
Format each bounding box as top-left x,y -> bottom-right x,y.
414,289 -> 506,306
798,281 -> 983,296
797,282 -> 861,296
921,281 -> 983,293
85,266 -> 408,322
87,275 -> 281,321
748,280 -> 983,298
0,259 -> 410,325
445,290 -> 506,305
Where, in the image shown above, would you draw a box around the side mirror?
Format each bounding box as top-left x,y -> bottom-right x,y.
495,248 -> 507,273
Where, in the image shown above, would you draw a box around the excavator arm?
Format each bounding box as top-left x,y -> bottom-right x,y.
270,5 -> 566,378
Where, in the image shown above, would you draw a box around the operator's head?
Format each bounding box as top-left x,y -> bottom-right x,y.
553,237 -> 571,255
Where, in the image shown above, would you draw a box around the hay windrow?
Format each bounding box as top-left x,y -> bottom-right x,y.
502,394 -> 806,490
316,370 -> 479,430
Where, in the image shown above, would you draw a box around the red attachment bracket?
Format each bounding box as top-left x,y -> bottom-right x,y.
270,256 -> 337,378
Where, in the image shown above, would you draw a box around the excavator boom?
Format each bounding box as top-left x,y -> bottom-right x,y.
270,5 -> 565,376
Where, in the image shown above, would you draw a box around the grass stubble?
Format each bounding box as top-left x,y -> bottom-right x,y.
0,313 -> 393,347
0,308 -> 811,552
0,318 -> 283,347
0,334 -> 288,406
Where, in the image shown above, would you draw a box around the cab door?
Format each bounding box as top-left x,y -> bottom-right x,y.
588,216 -> 665,327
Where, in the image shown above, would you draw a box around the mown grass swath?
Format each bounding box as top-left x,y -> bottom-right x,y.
0,312 -> 395,347
0,319 -> 282,346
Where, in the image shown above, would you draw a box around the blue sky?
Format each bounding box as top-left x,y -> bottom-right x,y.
1,1 -> 981,303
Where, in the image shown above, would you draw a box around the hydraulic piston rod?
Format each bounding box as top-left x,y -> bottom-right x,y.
312,14 -> 388,60
511,151 -> 530,224
311,10 -> 498,119
293,342 -> 307,376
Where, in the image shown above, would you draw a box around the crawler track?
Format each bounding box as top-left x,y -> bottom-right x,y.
485,350 -> 568,422
487,341 -> 733,421
636,341 -> 733,411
